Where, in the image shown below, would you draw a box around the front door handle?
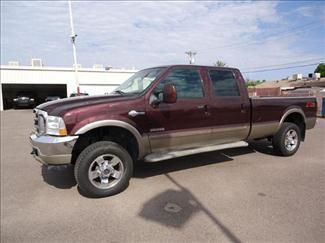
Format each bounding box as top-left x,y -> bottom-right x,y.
197,104 -> 208,110
128,110 -> 146,117
197,104 -> 210,116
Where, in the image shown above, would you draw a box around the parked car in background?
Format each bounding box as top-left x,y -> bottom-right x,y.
13,92 -> 36,109
30,65 -> 317,197
45,96 -> 61,102
69,93 -> 89,97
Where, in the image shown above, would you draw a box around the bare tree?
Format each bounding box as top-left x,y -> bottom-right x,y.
214,60 -> 227,67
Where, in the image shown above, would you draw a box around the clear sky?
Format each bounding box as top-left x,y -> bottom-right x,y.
1,1 -> 324,80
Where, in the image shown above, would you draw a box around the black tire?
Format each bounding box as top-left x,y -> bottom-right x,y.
272,122 -> 301,156
74,141 -> 133,198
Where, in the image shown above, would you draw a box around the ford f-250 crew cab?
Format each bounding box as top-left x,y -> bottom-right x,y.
30,65 -> 317,197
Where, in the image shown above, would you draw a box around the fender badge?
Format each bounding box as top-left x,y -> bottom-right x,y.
150,128 -> 165,132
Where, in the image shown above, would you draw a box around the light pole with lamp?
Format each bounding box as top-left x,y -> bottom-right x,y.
68,0 -> 80,96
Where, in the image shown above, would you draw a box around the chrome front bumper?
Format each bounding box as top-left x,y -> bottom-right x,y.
30,133 -> 78,165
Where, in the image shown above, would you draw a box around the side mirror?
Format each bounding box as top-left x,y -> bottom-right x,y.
163,84 -> 177,104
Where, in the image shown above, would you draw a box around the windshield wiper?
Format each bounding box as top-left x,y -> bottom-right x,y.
113,90 -> 140,96
114,90 -> 126,95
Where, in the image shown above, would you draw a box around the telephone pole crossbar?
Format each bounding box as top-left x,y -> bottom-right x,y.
185,51 -> 197,64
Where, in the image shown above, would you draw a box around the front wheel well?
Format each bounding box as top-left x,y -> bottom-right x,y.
283,112 -> 306,141
71,126 -> 139,164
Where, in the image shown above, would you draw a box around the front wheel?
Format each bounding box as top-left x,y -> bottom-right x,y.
74,141 -> 133,197
272,122 -> 301,156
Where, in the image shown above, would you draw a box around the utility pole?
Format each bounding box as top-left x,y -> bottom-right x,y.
68,0 -> 80,95
185,51 -> 197,64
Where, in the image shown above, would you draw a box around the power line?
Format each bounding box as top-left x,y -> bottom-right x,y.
242,58 -> 324,71
242,62 -> 320,73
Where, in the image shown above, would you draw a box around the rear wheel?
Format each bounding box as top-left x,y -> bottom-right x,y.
272,122 -> 301,156
74,141 -> 133,197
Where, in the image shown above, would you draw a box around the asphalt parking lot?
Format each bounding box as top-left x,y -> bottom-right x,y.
1,109 -> 324,242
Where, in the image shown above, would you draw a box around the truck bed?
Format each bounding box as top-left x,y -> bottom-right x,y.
248,96 -> 317,140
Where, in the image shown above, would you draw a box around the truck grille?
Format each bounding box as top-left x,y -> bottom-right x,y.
34,109 -> 47,135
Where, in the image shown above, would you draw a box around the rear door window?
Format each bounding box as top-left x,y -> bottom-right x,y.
209,70 -> 240,97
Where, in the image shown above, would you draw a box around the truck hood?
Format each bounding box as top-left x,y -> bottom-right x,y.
37,94 -> 136,116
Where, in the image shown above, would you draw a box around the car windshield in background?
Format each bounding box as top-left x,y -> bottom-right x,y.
114,67 -> 165,95
70,93 -> 89,97
45,96 -> 60,101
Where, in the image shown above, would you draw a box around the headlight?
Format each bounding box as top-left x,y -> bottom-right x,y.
13,98 -> 18,101
30,98 -> 35,101
46,116 -> 67,136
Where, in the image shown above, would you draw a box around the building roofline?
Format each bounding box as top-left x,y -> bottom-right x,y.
0,65 -> 137,73
1,64 -> 239,73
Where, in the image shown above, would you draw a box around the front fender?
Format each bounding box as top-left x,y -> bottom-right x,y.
72,119 -> 149,159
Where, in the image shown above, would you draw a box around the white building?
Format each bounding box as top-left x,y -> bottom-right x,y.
290,73 -> 303,81
312,73 -> 321,80
0,65 -> 137,110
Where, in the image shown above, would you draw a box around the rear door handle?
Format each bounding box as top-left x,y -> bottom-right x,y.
241,104 -> 246,113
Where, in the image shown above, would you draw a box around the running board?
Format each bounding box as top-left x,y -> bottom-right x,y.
144,141 -> 248,163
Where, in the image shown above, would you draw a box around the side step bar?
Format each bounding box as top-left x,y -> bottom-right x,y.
144,141 -> 248,163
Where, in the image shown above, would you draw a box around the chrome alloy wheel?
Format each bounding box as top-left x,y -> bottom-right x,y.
88,154 -> 124,189
284,129 -> 298,152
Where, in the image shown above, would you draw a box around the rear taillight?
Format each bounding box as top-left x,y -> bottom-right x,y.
306,101 -> 316,108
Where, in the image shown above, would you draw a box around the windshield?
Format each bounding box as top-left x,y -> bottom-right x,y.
114,67 -> 165,95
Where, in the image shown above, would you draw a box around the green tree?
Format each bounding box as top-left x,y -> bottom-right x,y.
314,63 -> 325,77
245,79 -> 265,87
214,60 -> 227,67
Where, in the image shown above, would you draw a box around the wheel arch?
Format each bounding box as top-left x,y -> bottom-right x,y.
279,108 -> 306,141
72,120 -> 149,163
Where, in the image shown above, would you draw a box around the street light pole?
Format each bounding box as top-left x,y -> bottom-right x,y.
68,0 -> 80,96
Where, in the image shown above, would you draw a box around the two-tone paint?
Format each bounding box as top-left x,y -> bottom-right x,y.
34,65 -> 317,164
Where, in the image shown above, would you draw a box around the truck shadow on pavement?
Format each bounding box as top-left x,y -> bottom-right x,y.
134,140 -> 276,179
41,164 -> 76,189
134,150 -> 234,178
248,139 -> 277,156
40,139 -> 275,189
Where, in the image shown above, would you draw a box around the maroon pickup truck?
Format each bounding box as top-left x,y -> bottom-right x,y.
30,65 -> 317,197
